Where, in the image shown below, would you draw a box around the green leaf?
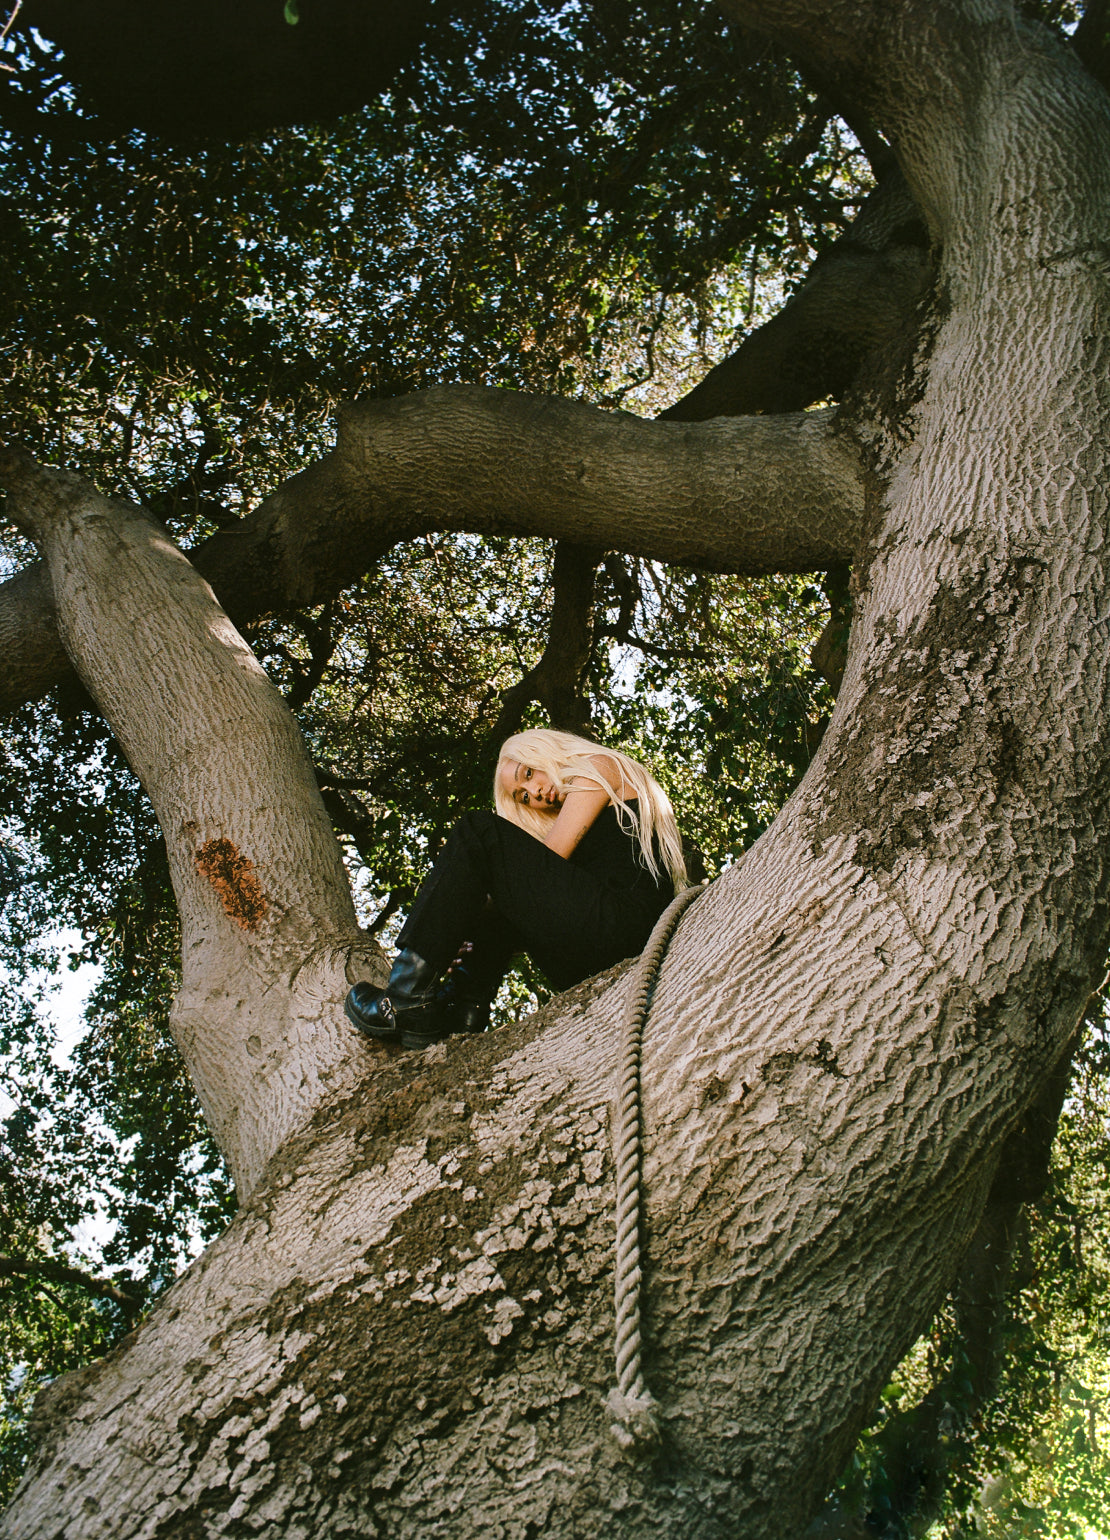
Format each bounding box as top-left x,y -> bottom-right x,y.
283,0 -> 299,24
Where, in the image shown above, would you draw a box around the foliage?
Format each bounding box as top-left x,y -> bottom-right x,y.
962,1018 -> 1110,1540
0,701 -> 235,1500
591,561 -> 839,870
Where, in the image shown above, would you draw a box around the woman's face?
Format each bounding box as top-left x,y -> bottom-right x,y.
499,759 -> 563,812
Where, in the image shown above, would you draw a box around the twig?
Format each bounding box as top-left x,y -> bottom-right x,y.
0,1 -> 23,73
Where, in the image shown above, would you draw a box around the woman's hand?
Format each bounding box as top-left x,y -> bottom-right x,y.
501,751 -> 631,858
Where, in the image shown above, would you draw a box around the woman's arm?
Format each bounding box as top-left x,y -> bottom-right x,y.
543,782 -> 610,859
542,754 -> 631,859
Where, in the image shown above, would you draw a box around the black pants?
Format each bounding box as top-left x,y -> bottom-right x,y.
397,811 -> 666,993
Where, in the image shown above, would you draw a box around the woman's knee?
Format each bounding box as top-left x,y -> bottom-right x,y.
445,808 -> 500,857
449,809 -> 499,839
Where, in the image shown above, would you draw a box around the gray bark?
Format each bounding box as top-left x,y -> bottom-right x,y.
0,399 -> 865,713
0,450 -> 382,1197
5,1 -> 1110,1537
0,563 -> 68,713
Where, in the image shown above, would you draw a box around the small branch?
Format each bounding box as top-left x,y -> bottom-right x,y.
259,605 -> 338,711
366,889 -> 404,938
810,563 -> 852,695
0,1254 -> 142,1317
318,784 -> 403,884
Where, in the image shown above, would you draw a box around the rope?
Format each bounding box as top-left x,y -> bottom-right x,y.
606,881 -> 705,1453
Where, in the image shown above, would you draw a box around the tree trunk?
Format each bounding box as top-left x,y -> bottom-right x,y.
5,1 -> 1110,1536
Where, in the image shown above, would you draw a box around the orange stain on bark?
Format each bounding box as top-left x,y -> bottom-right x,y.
194,839 -> 268,930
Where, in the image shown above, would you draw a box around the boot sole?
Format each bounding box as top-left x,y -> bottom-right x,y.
401,1020 -> 491,1050
400,1025 -> 452,1050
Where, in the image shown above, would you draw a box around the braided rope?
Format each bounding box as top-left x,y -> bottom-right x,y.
606,882 -> 705,1451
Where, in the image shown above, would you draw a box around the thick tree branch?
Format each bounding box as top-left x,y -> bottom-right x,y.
662,173 -> 931,420
0,449 -> 355,957
715,0 -> 885,83
0,561 -> 68,709
0,392 -> 868,715
208,392 -> 866,598
0,446 -> 378,1195
489,541 -> 601,742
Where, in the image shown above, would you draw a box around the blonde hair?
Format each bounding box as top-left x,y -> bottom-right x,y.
493,728 -> 687,892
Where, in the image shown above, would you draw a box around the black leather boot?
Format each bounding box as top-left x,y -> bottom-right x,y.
434,937 -> 508,1036
435,959 -> 493,1036
344,950 -> 446,1048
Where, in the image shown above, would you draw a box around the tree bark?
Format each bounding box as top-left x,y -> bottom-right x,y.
5,2 -> 1110,1537
1,451 -> 381,1197
0,563 -> 68,713
0,398 -> 866,714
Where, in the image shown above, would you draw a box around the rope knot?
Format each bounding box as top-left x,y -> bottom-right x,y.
605,1386 -> 662,1453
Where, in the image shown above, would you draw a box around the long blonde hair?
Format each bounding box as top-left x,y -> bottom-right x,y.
493,728 -> 687,891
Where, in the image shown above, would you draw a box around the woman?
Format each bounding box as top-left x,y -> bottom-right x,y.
345,728 -> 687,1050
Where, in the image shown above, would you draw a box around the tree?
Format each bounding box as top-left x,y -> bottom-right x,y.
0,7 -> 851,1487
3,0 -> 1110,1535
